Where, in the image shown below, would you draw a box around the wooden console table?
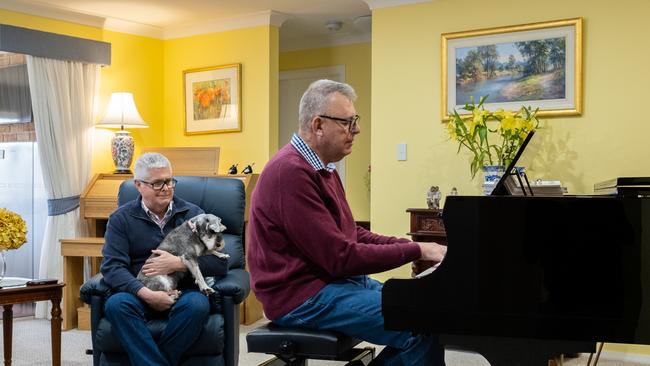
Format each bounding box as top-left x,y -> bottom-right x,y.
61,237 -> 103,330
1,283 -> 64,366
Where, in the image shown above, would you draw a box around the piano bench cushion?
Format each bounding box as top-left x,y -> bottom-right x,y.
246,323 -> 361,359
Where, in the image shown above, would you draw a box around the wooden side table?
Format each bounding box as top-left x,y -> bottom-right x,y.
0,283 -> 64,366
406,208 -> 447,245
407,208 -> 447,276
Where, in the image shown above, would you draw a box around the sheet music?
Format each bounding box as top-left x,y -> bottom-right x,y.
504,176 -> 564,196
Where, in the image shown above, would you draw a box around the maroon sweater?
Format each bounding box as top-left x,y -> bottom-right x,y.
247,144 -> 421,320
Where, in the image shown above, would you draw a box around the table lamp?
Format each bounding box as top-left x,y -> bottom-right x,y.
96,92 -> 148,174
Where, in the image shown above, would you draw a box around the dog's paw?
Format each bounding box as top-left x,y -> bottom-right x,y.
201,287 -> 215,296
213,252 -> 230,259
169,290 -> 181,301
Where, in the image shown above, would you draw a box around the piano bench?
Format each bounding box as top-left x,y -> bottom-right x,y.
246,323 -> 375,366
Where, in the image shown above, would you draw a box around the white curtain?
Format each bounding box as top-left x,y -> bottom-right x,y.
26,56 -> 99,318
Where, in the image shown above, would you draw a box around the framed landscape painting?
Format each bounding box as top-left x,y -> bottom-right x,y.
441,18 -> 582,119
184,63 -> 241,134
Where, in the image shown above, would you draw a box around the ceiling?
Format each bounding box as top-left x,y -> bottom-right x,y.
0,0 -> 431,51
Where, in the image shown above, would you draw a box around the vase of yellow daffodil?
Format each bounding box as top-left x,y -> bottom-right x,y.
446,95 -> 539,185
0,208 -> 28,284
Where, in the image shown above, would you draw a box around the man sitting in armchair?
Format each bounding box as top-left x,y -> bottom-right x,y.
100,152 -> 228,366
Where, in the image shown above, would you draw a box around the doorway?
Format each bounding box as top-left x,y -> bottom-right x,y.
279,65 -> 346,186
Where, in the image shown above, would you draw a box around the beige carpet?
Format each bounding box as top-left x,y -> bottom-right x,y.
1,316 -> 649,365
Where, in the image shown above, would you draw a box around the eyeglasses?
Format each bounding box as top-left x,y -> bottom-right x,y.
138,178 -> 177,191
318,114 -> 360,133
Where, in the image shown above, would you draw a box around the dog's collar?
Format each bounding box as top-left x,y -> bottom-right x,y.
187,220 -> 198,234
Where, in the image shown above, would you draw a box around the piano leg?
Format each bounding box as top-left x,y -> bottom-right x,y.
440,335 -> 595,366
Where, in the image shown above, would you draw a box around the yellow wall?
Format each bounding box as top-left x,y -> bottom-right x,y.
371,0 -> 650,355
280,43 -> 372,220
163,26 -> 278,174
1,9 -> 278,175
0,9 -> 164,174
96,30 -> 164,173
0,9 -> 103,39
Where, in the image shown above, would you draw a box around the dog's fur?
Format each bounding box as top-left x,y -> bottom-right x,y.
137,213 -> 229,296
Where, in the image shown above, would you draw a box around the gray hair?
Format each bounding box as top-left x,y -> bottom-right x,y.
133,153 -> 171,180
298,79 -> 357,131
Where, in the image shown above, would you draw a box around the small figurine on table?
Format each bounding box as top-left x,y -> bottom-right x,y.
426,185 -> 442,209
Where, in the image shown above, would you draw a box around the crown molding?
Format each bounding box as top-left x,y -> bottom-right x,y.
163,10 -> 291,39
103,19 -> 164,39
362,0 -> 434,10
0,2 -> 290,40
0,0 -> 165,38
0,0 -> 106,28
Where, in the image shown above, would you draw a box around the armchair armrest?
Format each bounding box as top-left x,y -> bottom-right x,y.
80,273 -> 112,304
210,268 -> 250,305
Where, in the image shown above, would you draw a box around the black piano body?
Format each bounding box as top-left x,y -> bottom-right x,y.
383,195 -> 650,365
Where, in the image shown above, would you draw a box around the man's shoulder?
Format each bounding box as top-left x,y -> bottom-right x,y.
172,196 -> 202,214
110,198 -> 140,219
265,144 -> 311,174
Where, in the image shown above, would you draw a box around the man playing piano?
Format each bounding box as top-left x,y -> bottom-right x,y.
247,79 -> 448,365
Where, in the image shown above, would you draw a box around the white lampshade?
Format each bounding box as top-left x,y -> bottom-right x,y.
97,92 -> 148,174
97,92 -> 148,129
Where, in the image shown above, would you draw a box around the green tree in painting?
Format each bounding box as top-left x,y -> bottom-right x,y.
477,45 -> 498,78
547,38 -> 565,71
506,54 -> 517,72
516,40 -> 550,75
457,49 -> 484,82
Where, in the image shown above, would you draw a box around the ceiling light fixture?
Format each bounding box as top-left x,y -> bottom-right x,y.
324,20 -> 343,32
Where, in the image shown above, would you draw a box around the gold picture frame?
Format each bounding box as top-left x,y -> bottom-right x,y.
441,18 -> 582,120
184,63 -> 241,134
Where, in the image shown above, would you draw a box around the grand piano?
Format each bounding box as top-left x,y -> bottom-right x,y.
384,131 -> 650,365
383,192 -> 650,365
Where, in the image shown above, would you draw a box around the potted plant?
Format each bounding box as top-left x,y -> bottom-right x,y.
446,95 -> 540,180
0,208 -> 27,283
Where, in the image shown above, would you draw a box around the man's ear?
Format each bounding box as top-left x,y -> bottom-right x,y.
311,116 -> 324,136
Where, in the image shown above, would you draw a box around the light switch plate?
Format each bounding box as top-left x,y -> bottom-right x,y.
397,143 -> 407,161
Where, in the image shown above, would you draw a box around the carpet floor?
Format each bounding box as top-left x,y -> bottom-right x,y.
1,317 -> 649,365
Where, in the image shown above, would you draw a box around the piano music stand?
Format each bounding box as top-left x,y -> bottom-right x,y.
504,167 -> 534,196
491,131 -> 535,196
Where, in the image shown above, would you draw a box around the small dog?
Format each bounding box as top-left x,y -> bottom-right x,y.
137,213 -> 229,297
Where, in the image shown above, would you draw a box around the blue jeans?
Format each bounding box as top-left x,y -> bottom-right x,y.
104,289 -> 210,366
273,276 -> 445,366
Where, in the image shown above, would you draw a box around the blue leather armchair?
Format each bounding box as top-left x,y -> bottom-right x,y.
80,176 -> 250,366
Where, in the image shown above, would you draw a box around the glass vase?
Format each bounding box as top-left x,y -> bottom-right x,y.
0,250 -> 6,286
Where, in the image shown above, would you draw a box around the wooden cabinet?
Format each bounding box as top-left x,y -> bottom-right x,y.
406,208 -> 447,245
407,208 -> 447,276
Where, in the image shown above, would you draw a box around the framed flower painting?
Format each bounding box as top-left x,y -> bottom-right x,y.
184,63 -> 241,134
441,18 -> 582,120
